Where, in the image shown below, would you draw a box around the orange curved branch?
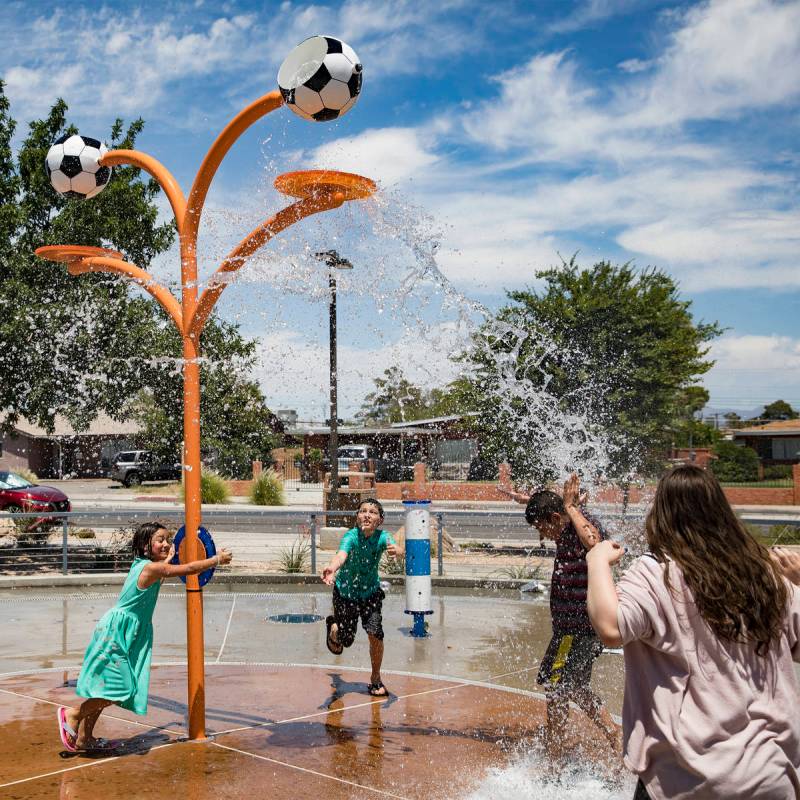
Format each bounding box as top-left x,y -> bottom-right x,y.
188,192 -> 345,341
185,90 -> 284,247
72,256 -> 183,330
102,150 -> 187,235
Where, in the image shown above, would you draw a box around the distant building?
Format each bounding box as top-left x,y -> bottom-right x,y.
0,413 -> 141,478
732,419 -> 800,465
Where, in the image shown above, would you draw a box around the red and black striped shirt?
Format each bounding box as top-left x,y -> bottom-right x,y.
550,513 -> 605,635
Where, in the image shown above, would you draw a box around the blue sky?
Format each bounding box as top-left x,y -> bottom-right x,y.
2,0 -> 799,419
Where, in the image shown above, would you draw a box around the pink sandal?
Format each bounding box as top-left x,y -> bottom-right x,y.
57,707 -> 78,753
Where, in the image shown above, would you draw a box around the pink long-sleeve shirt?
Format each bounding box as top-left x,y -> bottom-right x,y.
617,555 -> 800,800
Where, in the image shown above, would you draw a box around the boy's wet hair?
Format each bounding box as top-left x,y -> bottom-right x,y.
525,490 -> 565,526
358,498 -> 385,521
132,521 -> 170,558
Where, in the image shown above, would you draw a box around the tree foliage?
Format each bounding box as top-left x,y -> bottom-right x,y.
0,86 -> 278,476
759,400 -> 798,421
711,440 -> 759,482
450,259 -> 721,480
357,366 -> 457,424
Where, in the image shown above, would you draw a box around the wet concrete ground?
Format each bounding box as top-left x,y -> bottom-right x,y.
0,585 -> 626,798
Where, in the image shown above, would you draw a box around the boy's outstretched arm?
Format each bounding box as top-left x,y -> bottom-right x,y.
498,486 -> 530,505
587,541 -> 624,646
563,474 -> 600,550
322,550 -> 348,586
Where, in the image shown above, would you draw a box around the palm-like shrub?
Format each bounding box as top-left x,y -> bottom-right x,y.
249,469 -> 285,506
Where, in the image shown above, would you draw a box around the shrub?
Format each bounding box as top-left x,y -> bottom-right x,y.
180,470 -> 230,505
763,464 -> 793,480
496,561 -> 545,580
307,448 -> 323,464
380,552 -> 405,575
16,468 -> 39,484
278,540 -> 309,573
710,441 -> 759,482
249,469 -> 286,506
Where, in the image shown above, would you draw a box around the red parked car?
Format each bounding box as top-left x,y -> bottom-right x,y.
0,471 -> 71,529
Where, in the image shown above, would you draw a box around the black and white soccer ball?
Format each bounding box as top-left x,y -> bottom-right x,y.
45,134 -> 112,199
278,35 -> 362,122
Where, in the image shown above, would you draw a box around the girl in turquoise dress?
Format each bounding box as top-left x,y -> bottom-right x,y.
57,521 -> 232,752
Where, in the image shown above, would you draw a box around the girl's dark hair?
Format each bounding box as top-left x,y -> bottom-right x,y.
525,490 -> 565,525
358,498 -> 385,521
132,521 -> 170,559
646,464 -> 788,656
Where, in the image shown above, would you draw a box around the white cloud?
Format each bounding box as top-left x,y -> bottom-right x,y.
310,127 -> 439,187
253,322 -> 468,418
704,334 -> 800,409
0,2 -> 480,124
637,0 -> 800,126
548,0 -> 644,33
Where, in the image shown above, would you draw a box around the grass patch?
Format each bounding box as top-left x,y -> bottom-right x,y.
277,540 -> 310,573
380,553 -> 405,575
495,561 -> 545,580
179,470 -> 230,504
752,524 -> 800,547
71,528 -> 96,539
249,469 -> 286,506
462,540 -> 494,552
135,482 -> 180,495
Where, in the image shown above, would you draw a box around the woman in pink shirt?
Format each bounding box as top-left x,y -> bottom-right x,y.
586,464 -> 800,799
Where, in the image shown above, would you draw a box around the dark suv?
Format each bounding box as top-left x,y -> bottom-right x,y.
109,450 -> 182,487
330,445 -> 412,482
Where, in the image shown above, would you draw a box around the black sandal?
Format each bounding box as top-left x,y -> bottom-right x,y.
368,681 -> 388,697
326,615 -> 343,655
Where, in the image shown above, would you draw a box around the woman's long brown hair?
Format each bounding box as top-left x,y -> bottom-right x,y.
646,464 -> 788,655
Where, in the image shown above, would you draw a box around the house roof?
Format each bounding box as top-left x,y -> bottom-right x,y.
390,412 -> 478,428
733,419 -> 800,437
285,425 -> 443,436
2,412 -> 141,438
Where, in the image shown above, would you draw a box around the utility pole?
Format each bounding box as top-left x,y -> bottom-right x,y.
315,250 -> 353,517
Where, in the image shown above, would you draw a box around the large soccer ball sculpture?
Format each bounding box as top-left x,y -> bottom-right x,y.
278,35 -> 362,122
45,134 -> 111,199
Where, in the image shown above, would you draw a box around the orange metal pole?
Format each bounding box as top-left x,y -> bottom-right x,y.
70,256 -> 183,329
38,93 -> 374,743
181,332 -> 206,740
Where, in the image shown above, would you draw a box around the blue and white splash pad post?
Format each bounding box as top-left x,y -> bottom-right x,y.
403,499 -> 434,637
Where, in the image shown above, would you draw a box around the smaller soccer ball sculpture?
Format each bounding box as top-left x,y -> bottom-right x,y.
45,134 -> 112,199
278,35 -> 362,122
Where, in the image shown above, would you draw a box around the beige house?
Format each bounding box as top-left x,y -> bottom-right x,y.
0,413 -> 141,478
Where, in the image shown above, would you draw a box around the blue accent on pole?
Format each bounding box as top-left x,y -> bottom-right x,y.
411,612 -> 427,637
402,499 -> 431,506
171,525 -> 216,587
405,538 -> 431,576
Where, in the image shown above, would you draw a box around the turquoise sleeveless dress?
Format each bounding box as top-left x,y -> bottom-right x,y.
76,558 -> 160,715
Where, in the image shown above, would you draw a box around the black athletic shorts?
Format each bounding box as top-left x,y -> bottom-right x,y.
536,632 -> 603,690
332,585 -> 385,647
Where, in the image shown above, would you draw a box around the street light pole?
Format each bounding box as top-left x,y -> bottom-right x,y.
315,250 -> 353,519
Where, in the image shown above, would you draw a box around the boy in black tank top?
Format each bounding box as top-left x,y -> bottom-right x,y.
508,474 -> 621,763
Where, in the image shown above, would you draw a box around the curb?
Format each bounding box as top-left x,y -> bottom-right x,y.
0,572 -> 548,592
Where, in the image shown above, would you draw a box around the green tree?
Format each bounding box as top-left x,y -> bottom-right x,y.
127,316 -> 279,479
357,367 -> 457,424
0,85 -> 175,432
711,440 -> 759,482
759,400 -> 798,421
452,259 -> 721,481
0,87 -> 278,476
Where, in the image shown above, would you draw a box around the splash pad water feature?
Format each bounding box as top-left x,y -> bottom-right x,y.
37,56 -> 374,742
4,36 -> 641,800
